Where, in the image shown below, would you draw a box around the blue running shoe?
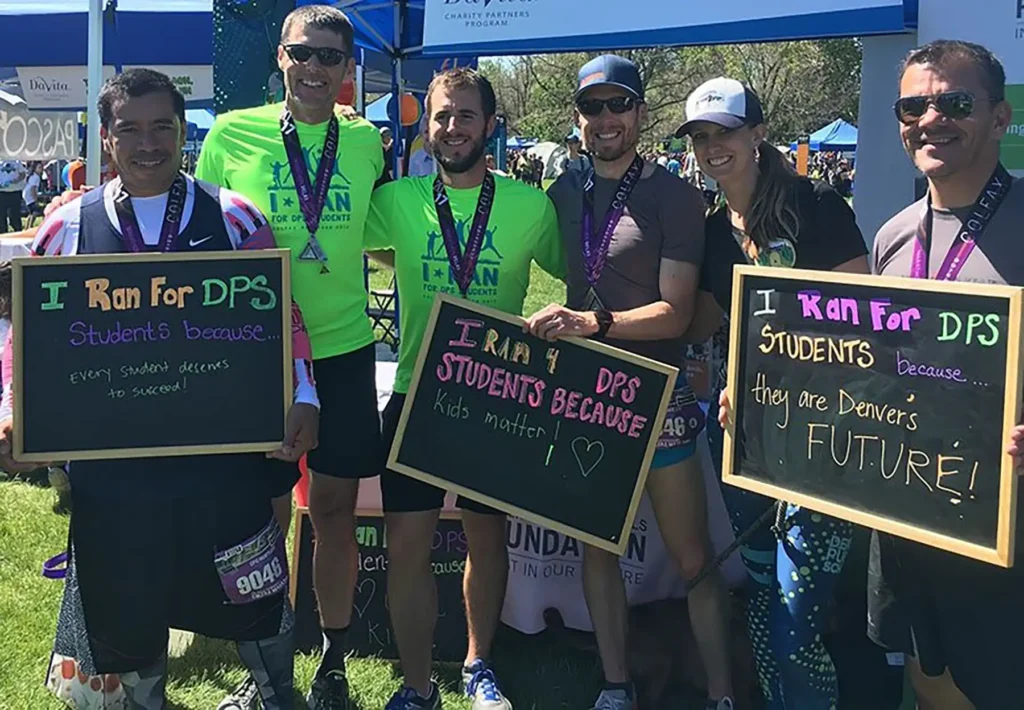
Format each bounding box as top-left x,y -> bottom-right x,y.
461,660 -> 512,710
384,683 -> 441,710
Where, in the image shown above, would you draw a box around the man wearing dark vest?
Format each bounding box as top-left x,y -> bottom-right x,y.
1,69 -> 319,710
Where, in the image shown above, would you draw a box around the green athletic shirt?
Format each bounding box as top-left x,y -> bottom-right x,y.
196,102 -> 383,360
364,174 -> 567,394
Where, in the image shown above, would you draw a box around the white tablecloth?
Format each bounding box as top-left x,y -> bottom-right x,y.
0,236 -> 32,261
363,354 -> 748,634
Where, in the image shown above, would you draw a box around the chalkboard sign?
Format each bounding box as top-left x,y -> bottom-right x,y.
12,251 -> 292,461
290,509 -> 469,661
388,295 -> 678,555
723,266 -> 1023,567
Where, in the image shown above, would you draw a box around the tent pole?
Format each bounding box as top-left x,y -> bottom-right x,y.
391,1 -> 404,178
85,0 -> 103,186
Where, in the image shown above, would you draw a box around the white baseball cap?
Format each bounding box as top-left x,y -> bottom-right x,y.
675,77 -> 764,137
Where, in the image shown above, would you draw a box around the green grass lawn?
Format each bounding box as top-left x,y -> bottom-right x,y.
366,260 -> 567,322
1,480 -> 607,710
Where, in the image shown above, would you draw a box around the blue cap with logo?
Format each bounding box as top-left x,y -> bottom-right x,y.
575,55 -> 644,102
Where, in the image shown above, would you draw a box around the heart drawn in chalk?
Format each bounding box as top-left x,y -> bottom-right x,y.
353,578 -> 376,619
571,437 -> 605,478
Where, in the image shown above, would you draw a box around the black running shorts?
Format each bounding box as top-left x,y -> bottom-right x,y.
305,343 -> 382,480
867,531 -> 1024,708
70,489 -> 289,674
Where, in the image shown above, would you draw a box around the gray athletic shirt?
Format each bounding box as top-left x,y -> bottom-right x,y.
546,162 -> 705,367
872,179 -> 1024,284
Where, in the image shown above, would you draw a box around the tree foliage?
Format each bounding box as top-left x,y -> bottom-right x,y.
479,39 -> 862,147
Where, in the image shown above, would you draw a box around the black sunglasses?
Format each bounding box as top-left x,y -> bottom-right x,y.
576,96 -> 638,117
893,90 -> 997,124
282,43 -> 347,67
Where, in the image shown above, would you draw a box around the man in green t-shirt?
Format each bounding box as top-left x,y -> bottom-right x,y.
364,68 -> 565,710
196,6 -> 384,709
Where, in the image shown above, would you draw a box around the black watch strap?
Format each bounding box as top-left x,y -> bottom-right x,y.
594,308 -> 613,337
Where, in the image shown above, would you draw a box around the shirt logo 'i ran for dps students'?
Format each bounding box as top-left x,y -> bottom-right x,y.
266,145 -> 352,228
421,219 -> 504,298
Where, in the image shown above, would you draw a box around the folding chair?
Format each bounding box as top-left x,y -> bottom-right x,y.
365,258 -> 399,352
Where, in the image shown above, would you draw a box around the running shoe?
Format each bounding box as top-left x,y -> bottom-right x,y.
461,660 -> 512,710
217,677 -> 260,710
590,689 -> 635,710
384,682 -> 442,710
306,669 -> 351,710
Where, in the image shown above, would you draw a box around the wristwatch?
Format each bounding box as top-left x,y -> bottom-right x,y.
594,309 -> 613,338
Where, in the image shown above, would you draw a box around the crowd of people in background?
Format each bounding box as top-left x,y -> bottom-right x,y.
507,148 -> 545,187
0,160 -> 51,232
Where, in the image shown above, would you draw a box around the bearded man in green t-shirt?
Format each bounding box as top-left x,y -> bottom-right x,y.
197,6 -> 385,709
364,68 -> 566,710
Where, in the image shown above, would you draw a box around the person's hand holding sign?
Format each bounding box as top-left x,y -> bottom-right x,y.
269,403 -> 319,462
523,303 -> 599,341
1005,423 -> 1024,474
0,417 -> 52,474
44,188 -> 93,218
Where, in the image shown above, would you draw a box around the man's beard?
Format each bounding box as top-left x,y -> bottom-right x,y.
587,124 -> 639,163
432,133 -> 487,174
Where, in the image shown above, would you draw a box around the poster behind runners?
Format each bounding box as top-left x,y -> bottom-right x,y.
12,250 -> 292,461
722,266 -> 1024,567
389,295 -> 678,556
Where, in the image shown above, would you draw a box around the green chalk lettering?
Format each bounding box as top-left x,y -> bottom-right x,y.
202,278 -> 228,307
40,281 -> 68,310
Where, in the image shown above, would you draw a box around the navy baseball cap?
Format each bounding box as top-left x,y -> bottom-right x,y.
575,55 -> 644,102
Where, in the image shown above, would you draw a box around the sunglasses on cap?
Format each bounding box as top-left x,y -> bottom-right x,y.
575,95 -> 638,117
893,89 -> 997,124
282,43 -> 347,67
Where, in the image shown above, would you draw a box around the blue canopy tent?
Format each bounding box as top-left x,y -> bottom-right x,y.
0,0 -> 213,109
186,108 -> 216,141
506,137 -> 538,150
791,119 -> 859,152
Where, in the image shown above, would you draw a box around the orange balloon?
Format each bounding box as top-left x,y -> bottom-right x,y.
336,79 -> 355,106
399,93 -> 422,127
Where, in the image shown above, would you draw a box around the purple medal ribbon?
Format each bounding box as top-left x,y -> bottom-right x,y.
580,154 -> 644,287
911,164 -> 1012,280
280,107 -> 339,273
433,171 -> 496,296
113,174 -> 188,253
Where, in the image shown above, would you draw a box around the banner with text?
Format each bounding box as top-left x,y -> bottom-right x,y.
0,106 -> 79,161
919,0 -> 1024,171
422,0 -> 910,55
16,65 -> 213,111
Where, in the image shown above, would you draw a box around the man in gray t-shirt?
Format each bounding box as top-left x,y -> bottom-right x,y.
524,55 -> 735,710
868,39 -> 1024,710
546,162 -> 705,366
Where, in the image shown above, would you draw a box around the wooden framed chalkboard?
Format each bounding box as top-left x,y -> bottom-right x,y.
388,295 -> 678,556
290,507 -> 469,661
12,250 -> 292,461
722,266 -> 1023,567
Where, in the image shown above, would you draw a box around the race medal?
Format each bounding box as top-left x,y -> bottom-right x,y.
582,286 -> 605,311
298,233 -> 330,273
280,107 -> 338,274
